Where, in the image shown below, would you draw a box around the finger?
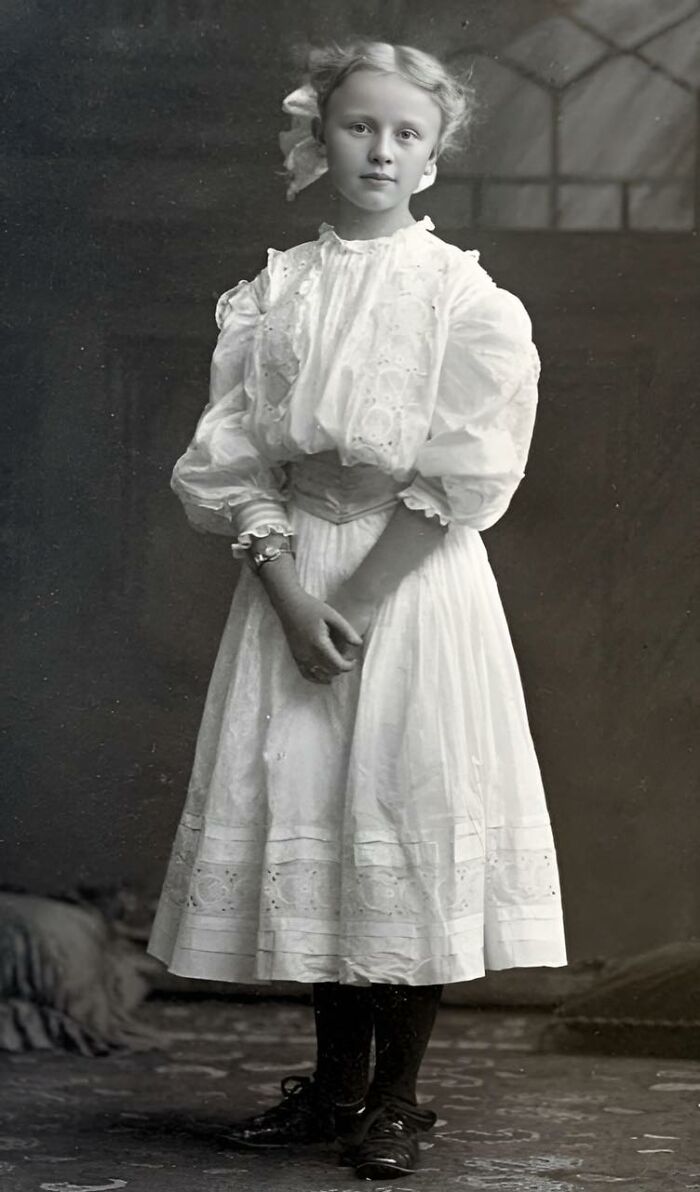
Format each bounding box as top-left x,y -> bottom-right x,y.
330,633 -> 360,660
324,606 -> 363,647
308,651 -> 353,680
316,632 -> 356,673
315,638 -> 355,673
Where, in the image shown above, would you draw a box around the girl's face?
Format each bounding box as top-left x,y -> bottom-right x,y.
321,70 -> 442,218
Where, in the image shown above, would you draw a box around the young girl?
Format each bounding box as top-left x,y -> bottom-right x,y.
147,39 -> 567,1181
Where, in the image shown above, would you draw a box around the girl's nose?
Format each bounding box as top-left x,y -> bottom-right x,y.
369,133 -> 393,164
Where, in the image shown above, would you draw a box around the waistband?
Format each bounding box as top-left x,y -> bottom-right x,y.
285,452 -> 404,525
291,491 -> 400,524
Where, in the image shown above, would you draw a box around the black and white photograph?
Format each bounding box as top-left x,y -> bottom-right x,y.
2,2 -> 699,1189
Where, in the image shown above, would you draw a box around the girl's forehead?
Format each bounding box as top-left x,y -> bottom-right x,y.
327,69 -> 441,126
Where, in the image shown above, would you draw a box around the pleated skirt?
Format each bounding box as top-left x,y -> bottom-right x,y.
147,502 -> 567,985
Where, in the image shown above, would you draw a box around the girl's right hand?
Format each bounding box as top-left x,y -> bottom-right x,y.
275,587 -> 363,683
257,554 -> 363,683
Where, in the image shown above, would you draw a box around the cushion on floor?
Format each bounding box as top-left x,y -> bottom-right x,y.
544,941 -> 700,1057
0,891 -> 166,1054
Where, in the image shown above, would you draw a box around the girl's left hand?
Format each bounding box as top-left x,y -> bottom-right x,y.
328,585 -> 377,658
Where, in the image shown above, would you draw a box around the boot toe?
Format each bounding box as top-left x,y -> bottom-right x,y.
224,1074 -> 336,1148
344,1098 -> 436,1178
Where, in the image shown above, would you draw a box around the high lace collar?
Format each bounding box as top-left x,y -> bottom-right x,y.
318,215 -> 435,253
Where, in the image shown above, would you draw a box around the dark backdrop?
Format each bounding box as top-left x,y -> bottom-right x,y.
2,0 -> 698,965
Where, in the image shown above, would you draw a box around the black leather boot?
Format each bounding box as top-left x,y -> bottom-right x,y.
225,1074 -> 365,1149
339,1096 -> 437,1179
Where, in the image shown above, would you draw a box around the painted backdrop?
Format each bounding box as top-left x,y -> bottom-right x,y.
2,0 -> 698,966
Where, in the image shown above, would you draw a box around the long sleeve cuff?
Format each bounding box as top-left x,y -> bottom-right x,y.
229,498 -> 294,558
397,477 -> 453,527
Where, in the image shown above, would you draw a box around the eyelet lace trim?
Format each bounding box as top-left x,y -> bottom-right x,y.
155,816 -> 564,949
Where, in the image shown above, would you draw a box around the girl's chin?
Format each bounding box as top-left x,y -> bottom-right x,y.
337,188 -> 413,214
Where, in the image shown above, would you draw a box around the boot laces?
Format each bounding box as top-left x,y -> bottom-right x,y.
280,1074 -> 315,1100
365,1098 -> 436,1138
259,1074 -> 317,1123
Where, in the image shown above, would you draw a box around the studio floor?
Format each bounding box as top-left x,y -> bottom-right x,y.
1,997 -> 699,1192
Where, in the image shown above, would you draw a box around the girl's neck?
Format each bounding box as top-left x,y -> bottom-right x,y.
331,198 -> 416,241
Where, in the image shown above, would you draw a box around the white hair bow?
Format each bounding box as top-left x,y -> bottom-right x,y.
279,82 -> 438,202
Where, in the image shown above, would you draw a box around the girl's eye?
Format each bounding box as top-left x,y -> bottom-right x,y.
348,123 -> 418,139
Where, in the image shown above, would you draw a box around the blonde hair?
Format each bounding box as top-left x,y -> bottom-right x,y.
304,39 -> 476,158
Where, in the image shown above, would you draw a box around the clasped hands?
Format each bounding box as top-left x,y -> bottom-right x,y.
281,583 -> 375,685
252,501 -> 446,684
253,499 -> 444,685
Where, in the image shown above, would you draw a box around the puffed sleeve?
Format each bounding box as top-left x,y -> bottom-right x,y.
397,268 -> 541,532
170,268 -> 293,550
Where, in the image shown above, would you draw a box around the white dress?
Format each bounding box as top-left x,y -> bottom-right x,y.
147,215 -> 568,986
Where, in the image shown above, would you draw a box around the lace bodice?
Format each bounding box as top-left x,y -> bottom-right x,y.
171,216 -> 541,542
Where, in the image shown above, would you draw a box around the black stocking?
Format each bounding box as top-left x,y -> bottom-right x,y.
312,982 -> 374,1106
312,981 -> 443,1109
368,982 -> 443,1107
